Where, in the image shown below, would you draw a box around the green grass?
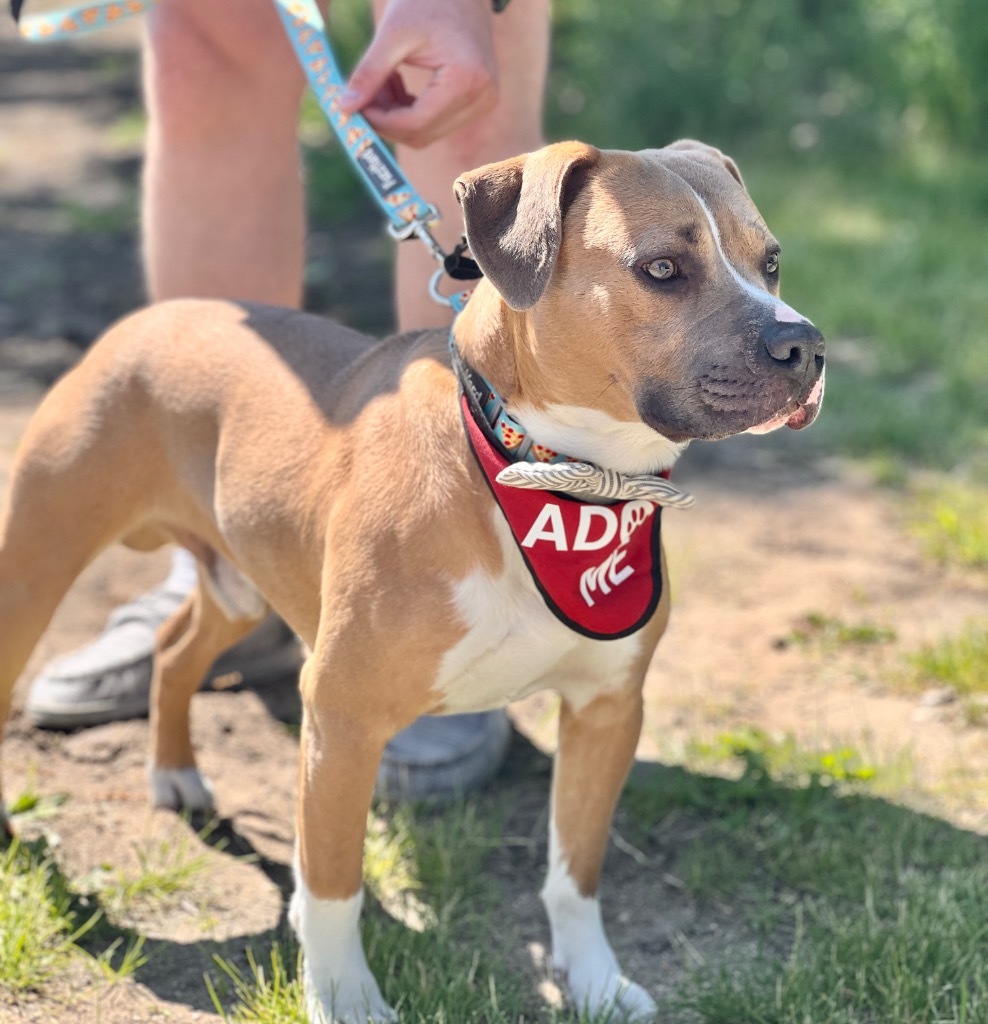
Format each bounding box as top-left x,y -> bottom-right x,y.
0,834 -> 146,990
0,839 -> 96,991
678,868 -> 988,1024
626,740 -> 988,1023
75,822 -> 215,919
0,804 -> 211,997
781,611 -> 897,651
740,149 -> 988,473
207,944 -> 306,1024
208,802 -> 536,1024
204,742 -> 988,1024
912,483 -> 988,570
7,747 -> 987,1023
904,623 -> 988,695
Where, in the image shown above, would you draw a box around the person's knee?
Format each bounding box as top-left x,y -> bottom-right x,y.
145,1 -> 304,143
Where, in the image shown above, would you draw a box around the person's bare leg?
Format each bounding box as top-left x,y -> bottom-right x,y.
143,0 -> 308,305
25,0 -> 308,730
388,0 -> 550,330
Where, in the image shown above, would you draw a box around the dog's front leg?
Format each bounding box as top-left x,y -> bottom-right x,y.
543,688 -> 658,1022
290,656 -> 397,1024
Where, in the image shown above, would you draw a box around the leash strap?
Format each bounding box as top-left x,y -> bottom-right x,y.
11,0 -> 440,241
12,0 -> 156,40
272,0 -> 438,236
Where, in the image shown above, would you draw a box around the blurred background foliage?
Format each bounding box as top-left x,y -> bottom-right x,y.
317,0 -> 988,475
548,0 -> 988,158
325,0 -> 988,162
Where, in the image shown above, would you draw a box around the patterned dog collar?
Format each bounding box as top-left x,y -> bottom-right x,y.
450,341 -> 574,465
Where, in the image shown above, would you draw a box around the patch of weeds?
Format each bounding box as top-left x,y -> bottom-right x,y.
6,778 -> 68,825
88,933 -> 149,983
82,820 -> 216,918
208,800 -> 532,1023
207,943 -> 306,1024
912,483 -> 988,571
0,837 -> 98,990
903,622 -> 988,695
690,727 -> 880,787
780,611 -> 897,651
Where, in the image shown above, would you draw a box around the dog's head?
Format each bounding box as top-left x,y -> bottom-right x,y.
455,140 -> 824,449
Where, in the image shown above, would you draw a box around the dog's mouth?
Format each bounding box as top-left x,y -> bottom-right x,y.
746,372 -> 825,435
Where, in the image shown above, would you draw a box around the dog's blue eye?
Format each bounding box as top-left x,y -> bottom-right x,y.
766,252 -> 780,274
644,258 -> 677,281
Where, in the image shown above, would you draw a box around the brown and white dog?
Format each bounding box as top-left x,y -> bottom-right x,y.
0,140 -> 823,1022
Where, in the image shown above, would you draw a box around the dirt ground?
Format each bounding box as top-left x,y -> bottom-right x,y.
2,18 -> 987,1024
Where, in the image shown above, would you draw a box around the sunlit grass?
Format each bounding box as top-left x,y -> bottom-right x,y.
207,802 -> 535,1024
626,736 -> 988,1023
729,153 -> 988,472
76,823 -> 215,920
904,623 -> 988,695
781,611 -> 897,651
0,839 -> 93,991
912,483 -> 988,570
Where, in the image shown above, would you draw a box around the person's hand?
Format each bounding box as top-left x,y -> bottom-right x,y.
338,0 -> 498,148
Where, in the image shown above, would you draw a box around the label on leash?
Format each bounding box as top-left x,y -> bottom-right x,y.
462,396 -> 664,640
355,140 -> 402,199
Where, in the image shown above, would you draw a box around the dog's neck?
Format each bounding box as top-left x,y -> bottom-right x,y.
453,282 -> 687,475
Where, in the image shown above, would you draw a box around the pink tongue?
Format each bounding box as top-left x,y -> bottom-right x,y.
786,406 -> 809,429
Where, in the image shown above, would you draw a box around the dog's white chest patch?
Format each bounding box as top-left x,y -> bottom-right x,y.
435,513 -> 644,713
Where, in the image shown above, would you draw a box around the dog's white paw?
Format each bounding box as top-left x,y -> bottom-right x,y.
562,957 -> 658,1022
303,968 -> 398,1024
542,853 -> 658,1021
291,875 -> 396,1024
149,766 -> 215,812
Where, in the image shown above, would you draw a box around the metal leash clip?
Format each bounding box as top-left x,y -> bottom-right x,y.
387,208 -> 446,266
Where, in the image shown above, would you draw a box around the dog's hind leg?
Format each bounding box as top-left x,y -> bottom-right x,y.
542,687 -> 658,1022
0,424 -> 152,831
148,559 -> 265,812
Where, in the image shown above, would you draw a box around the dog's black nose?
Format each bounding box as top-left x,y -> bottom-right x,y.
762,321 -> 825,378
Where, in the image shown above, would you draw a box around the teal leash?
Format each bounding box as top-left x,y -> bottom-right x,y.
274,0 -> 439,242
12,0 -> 157,41
11,0 -> 477,311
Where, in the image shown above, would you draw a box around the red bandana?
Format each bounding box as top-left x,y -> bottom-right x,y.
462,396 -> 664,640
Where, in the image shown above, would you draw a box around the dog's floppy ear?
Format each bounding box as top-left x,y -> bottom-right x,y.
454,141 -> 600,311
666,138 -> 745,190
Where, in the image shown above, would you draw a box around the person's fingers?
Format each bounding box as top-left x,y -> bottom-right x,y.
339,29 -> 413,112
362,63 -> 497,147
368,71 -> 415,113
